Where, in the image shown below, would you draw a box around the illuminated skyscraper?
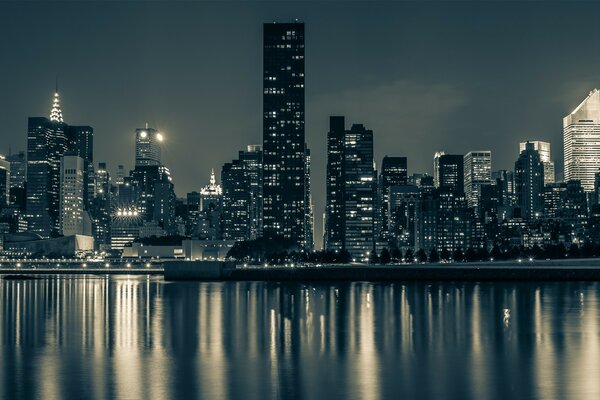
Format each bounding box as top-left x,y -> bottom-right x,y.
519,141 -> 555,185
135,124 -> 163,167
59,155 -> 86,236
464,151 -> 492,208
380,156 -> 408,238
438,154 -> 464,193
262,22 -> 308,247
325,116 -> 346,251
0,156 -> 9,207
433,151 -> 445,188
564,89 -> 600,191
26,93 -> 68,237
515,142 -> 544,220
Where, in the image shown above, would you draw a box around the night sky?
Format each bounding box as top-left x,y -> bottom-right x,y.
2,1 -> 600,247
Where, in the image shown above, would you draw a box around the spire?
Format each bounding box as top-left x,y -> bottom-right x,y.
210,169 -> 216,187
50,91 -> 63,123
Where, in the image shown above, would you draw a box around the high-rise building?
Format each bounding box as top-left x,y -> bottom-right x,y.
543,182 -> 567,219
438,154 -> 464,193
325,116 -> 346,251
59,155 -> 86,236
26,93 -> 68,237
198,170 -> 222,240
464,151 -> 492,208
419,188 -> 472,253
343,124 -> 375,259
515,142 -> 544,219
0,156 -> 10,207
6,151 -> 25,190
519,141 -> 555,186
241,145 -> 263,240
65,125 -> 94,208
380,156 -> 408,239
304,148 -> 314,251
222,159 -> 248,241
433,151 -> 445,188
564,89 -> 600,191
135,124 -> 163,167
388,185 -> 420,251
91,162 -> 111,250
262,22 -> 308,248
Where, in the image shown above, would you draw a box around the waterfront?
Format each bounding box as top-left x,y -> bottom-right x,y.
2,276 -> 600,399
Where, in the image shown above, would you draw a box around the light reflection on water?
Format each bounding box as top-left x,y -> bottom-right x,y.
1,276 -> 600,399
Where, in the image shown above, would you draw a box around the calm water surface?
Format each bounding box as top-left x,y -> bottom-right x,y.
1,276 -> 599,399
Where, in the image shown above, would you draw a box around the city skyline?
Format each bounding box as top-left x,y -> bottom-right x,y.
3,2 -> 600,248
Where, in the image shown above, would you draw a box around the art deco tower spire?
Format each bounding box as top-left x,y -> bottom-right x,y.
49,89 -> 63,123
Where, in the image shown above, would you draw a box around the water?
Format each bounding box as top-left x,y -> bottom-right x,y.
1,276 -> 599,400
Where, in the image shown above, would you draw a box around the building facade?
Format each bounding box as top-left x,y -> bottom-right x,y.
262,22 -> 308,248
464,151 -> 492,208
564,89 -> 600,191
515,142 -> 545,220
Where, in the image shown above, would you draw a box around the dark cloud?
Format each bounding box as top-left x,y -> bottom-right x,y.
2,1 -> 600,248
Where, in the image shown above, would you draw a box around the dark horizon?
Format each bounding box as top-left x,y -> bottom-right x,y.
3,1 -> 600,247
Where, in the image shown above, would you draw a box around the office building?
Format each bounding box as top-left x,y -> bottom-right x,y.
26,94 -> 68,237
325,116 -> 346,251
262,22 -> 308,248
135,124 -> 163,167
0,156 -> 9,208
380,156 -> 408,238
59,155 -> 86,236
438,154 -> 464,193
520,141 -> 555,186
464,151 -> 492,208
564,89 -> 600,191
433,151 -> 445,188
515,142 -> 544,219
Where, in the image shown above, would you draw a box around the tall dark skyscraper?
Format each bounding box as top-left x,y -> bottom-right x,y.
380,156 -> 408,239
437,154 -> 464,193
65,125 -> 94,208
26,93 -> 68,237
262,22 -> 308,248
325,116 -> 346,251
514,142 -> 544,220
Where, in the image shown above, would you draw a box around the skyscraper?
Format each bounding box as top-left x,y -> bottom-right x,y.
515,142 -> 544,219
343,124 -> 375,259
0,156 -> 9,207
135,124 -> 163,167
433,151 -> 445,188
65,125 -> 94,207
464,151 -> 492,208
26,93 -> 68,237
59,155 -> 86,236
438,154 -> 464,193
380,156 -> 408,238
519,141 -> 555,186
222,159 -> 248,241
564,89 -> 600,191
325,116 -> 346,251
262,22 -> 307,248
6,151 -> 25,190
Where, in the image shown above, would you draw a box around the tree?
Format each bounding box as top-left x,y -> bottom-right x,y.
416,249 -> 427,263
491,244 -> 503,261
453,248 -> 464,262
476,247 -> 490,261
582,242 -> 595,258
380,248 -> 391,264
429,248 -> 440,263
369,250 -> 379,264
465,247 -> 478,262
391,247 -> 402,263
405,248 -> 415,262
440,248 -> 450,262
